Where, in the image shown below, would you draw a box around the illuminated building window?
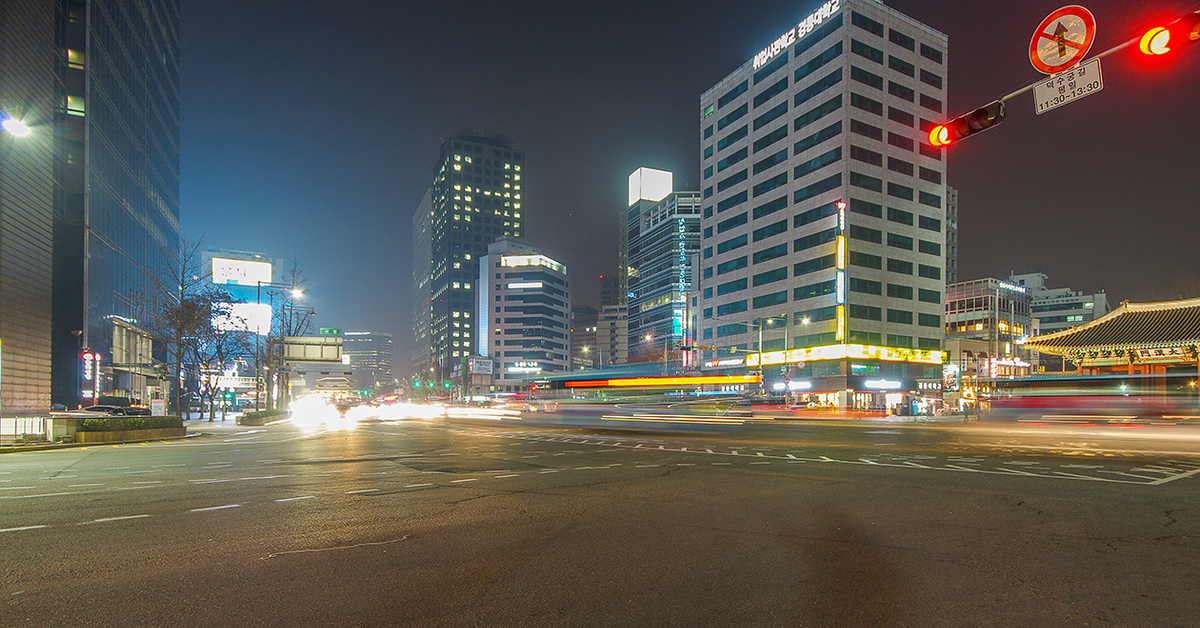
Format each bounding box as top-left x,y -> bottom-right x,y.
66,95 -> 85,116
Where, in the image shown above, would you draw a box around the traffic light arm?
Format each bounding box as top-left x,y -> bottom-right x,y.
930,10 -> 1200,147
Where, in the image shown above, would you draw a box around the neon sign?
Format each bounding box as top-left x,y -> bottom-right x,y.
752,0 -> 842,69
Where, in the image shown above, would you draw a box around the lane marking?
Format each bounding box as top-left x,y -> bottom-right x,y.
449,479 -> 478,484
493,474 -> 519,479
87,514 -> 152,524
131,481 -> 162,485
190,504 -> 241,512
346,488 -> 380,494
274,496 -> 316,502
68,484 -> 104,487
0,525 -> 48,533
0,486 -> 36,491
39,475 -> 78,480
1150,467 -> 1200,486
403,483 -> 432,488
0,492 -> 78,500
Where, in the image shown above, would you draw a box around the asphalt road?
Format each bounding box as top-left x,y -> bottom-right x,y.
2,412 -> 1199,627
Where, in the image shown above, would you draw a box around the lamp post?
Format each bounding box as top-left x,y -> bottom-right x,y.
708,314 -> 788,393
0,112 -> 31,137
254,281 -> 303,411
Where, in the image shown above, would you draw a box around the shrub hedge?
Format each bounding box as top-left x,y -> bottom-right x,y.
77,416 -> 184,432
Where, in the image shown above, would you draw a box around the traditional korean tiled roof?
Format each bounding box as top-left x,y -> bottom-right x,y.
1025,297 -> 1200,355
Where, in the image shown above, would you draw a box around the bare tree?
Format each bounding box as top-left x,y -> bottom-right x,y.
136,237 -> 212,417
191,294 -> 253,421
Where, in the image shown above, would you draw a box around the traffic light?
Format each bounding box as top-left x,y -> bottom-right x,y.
1138,12 -> 1200,56
413,381 -> 421,388
443,382 -> 451,389
928,101 -> 1007,147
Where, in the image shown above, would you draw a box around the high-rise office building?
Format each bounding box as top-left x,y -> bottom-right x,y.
625,168 -> 701,356
0,0 -> 57,415
478,237 -> 570,390
411,131 -> 524,381
2,0 -> 180,411
599,273 -> 628,363
410,190 -> 433,378
570,305 -> 600,369
342,331 -> 396,394
696,0 -> 948,409
945,186 -> 958,284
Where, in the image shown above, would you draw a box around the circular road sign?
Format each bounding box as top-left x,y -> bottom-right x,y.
1029,5 -> 1096,74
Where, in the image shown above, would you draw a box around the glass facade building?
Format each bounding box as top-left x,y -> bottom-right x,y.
1,0 -> 179,411
49,0 -> 181,407
625,168 -> 701,357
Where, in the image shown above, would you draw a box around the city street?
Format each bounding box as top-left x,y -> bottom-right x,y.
2,413 -> 1199,627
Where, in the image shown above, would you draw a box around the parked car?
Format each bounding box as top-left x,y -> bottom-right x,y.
50,405 -> 133,417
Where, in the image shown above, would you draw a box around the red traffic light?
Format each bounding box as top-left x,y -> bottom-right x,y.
927,101 -> 1007,147
1140,27 -> 1172,55
1139,13 -> 1200,56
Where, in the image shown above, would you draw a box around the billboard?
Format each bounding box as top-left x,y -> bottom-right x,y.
212,302 -> 272,335
212,257 -> 272,286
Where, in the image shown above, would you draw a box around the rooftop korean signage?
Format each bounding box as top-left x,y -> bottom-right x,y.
752,0 -> 842,70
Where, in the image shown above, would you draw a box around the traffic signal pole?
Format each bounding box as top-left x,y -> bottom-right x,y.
933,10 -> 1200,147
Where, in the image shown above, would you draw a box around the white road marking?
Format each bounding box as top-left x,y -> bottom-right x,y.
0,525 -> 48,533
275,496 -> 315,502
493,474 -> 519,479
0,492 -> 78,500
152,464 -> 186,468
39,475 -> 78,480
131,481 -> 162,485
68,483 -> 104,487
403,483 -> 432,488
750,462 -> 771,465
1150,467 -> 1200,486
635,464 -> 661,468
0,486 -> 36,491
87,514 -> 152,524
346,488 -> 380,494
190,504 -> 241,512
676,463 -> 695,466
711,462 -> 731,466
449,478 -> 478,484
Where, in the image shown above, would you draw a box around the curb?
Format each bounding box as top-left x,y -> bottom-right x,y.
0,431 -> 196,454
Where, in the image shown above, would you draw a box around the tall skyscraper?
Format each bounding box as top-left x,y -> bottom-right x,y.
2,0 -> 180,412
696,0 -> 947,409
0,0 -> 57,415
625,168 -> 701,358
478,237 -> 570,390
411,131 -> 524,381
945,186 -> 958,284
410,190 -> 433,378
342,331 -> 396,394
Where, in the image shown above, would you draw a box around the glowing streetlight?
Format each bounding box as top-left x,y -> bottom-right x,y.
1,115 -> 31,137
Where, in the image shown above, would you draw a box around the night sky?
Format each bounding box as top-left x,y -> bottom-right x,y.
182,0 -> 1200,369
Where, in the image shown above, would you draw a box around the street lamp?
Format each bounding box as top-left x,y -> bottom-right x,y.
254,281 -> 302,411
0,112 -> 31,137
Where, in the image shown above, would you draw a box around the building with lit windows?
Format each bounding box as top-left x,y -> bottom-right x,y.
625,168 -> 701,357
943,278 -> 1032,406
478,237 -> 571,391
599,274 -> 628,363
342,331 -> 396,394
411,131 -> 524,382
1,0 -> 57,415
571,305 -> 600,369
1,0 -> 180,411
1009,272 -> 1110,372
696,0 -> 948,411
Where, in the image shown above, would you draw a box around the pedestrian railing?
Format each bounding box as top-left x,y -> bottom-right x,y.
0,417 -> 49,446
